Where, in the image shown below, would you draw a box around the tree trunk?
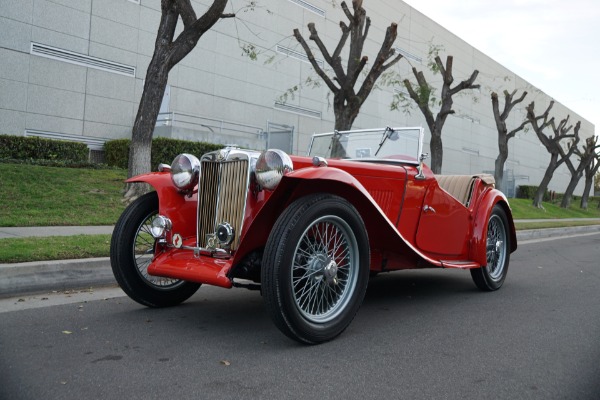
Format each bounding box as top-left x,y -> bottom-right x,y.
533,155 -> 558,208
494,151 -> 508,193
125,66 -> 170,200
560,172 -> 583,208
580,175 -> 593,209
331,95 -> 357,157
429,129 -> 443,174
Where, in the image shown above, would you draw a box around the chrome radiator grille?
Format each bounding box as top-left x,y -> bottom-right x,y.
197,159 -> 249,251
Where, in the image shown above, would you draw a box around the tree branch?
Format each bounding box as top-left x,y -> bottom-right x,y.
293,28 -> 339,93
306,23 -> 346,81
341,1 -> 353,21
168,0 -> 229,68
332,21 -> 350,60
449,69 -> 480,95
174,0 -> 197,28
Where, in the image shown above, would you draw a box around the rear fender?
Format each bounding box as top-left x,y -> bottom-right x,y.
469,189 -> 517,266
126,173 -> 197,239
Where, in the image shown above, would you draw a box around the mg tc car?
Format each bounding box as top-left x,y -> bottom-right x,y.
110,127 -> 517,344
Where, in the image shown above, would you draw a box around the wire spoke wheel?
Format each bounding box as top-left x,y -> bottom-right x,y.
485,214 -> 507,281
470,205 -> 511,291
110,192 -> 200,307
262,194 -> 369,344
292,216 -> 359,323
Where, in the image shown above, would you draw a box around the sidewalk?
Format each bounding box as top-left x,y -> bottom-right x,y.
1,222 -> 599,298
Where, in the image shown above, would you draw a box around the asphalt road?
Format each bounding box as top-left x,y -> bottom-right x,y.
1,233 -> 599,400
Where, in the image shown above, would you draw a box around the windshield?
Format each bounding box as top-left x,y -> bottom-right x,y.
308,127 -> 423,163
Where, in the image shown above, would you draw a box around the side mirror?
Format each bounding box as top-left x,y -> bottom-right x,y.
415,153 -> 429,180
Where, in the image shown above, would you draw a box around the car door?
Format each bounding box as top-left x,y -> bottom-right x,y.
414,183 -> 471,257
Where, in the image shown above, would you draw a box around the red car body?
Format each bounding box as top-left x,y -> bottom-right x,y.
129,156 -> 516,287
111,127 -> 517,343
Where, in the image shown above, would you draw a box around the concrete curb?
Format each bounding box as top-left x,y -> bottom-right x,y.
1,225 -> 599,298
0,257 -> 115,298
516,224 -> 600,241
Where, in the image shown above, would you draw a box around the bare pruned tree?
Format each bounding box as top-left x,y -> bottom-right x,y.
559,135 -> 596,208
293,0 -> 402,156
403,55 -> 479,174
125,0 -> 234,201
526,101 -> 580,208
491,89 -> 529,191
570,136 -> 600,209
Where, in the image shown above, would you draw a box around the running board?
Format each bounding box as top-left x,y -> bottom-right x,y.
440,260 -> 480,269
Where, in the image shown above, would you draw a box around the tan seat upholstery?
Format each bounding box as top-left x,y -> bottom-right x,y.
435,174 -> 495,206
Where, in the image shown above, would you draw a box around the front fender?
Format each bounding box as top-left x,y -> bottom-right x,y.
233,166 -> 439,270
469,189 -> 517,266
126,173 -> 197,239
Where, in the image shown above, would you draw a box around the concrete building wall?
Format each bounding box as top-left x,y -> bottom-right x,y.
0,0 -> 595,196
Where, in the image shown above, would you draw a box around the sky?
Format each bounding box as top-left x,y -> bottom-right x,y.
401,0 -> 600,135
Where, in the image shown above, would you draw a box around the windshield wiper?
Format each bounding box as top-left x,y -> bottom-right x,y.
374,126 -> 395,157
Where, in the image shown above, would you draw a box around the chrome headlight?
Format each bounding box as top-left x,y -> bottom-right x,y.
255,149 -> 293,190
171,153 -> 200,190
150,215 -> 172,238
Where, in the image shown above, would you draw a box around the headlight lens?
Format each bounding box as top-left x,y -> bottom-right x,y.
150,215 -> 172,238
255,149 -> 293,190
171,153 -> 200,190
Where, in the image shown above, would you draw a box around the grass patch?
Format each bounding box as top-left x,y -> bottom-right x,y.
508,198 -> 600,219
0,234 -> 111,263
0,163 -> 127,226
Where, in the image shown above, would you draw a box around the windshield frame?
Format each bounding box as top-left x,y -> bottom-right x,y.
308,127 -> 424,165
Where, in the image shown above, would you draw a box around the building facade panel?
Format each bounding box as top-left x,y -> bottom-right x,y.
90,15 -> 139,54
26,84 -> 85,121
0,79 -> 29,113
83,95 -> 135,128
0,48 -> 30,83
0,109 -> 27,136
32,0 -> 90,40
0,0 -> 34,23
29,57 -> 87,93
47,0 -> 91,13
26,113 -> 83,137
86,69 -> 136,103
92,0 -> 140,28
0,16 -> 32,53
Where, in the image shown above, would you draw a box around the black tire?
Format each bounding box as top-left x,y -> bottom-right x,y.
262,194 -> 370,344
470,204 -> 510,291
110,191 -> 200,307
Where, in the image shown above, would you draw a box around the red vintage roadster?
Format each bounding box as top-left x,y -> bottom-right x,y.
110,127 -> 517,344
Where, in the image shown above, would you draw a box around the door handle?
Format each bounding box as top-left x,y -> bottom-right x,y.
423,205 -> 436,213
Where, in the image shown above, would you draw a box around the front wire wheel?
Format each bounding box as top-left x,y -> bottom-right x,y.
110,191 -> 200,307
470,204 -> 510,291
262,194 -> 370,344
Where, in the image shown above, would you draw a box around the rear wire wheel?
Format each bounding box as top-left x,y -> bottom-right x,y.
110,191 -> 200,307
470,204 -> 510,291
262,194 -> 370,344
